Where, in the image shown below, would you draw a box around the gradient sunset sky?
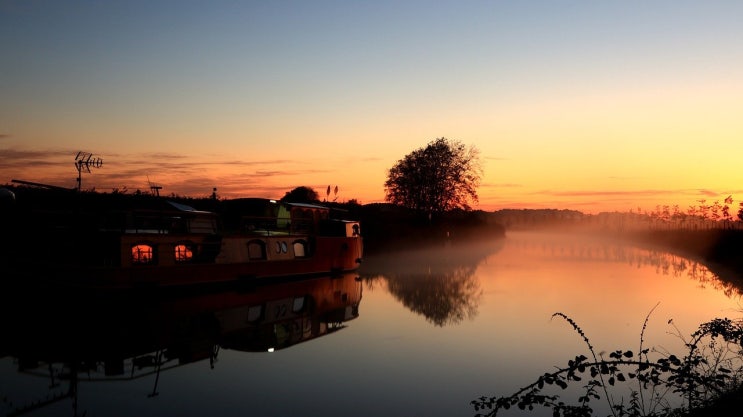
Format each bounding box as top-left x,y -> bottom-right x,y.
2,1 -> 742,213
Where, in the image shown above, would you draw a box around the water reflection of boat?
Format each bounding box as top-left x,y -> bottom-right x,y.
2,187 -> 363,288
0,273 -> 362,416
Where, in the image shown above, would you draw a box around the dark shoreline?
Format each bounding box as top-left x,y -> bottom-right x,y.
623,229 -> 743,293
592,228 -> 743,417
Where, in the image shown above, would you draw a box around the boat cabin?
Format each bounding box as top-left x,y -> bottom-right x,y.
220,198 -> 360,238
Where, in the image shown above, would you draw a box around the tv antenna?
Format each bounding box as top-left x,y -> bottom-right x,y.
147,176 -> 162,197
74,151 -> 103,191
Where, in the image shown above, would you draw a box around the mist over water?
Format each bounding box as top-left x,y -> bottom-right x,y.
2,232 -> 741,417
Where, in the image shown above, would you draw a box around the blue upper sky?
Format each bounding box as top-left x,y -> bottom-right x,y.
2,1 -> 743,212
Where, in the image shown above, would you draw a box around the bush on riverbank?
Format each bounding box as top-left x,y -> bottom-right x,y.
469,228 -> 743,417
472,311 -> 743,417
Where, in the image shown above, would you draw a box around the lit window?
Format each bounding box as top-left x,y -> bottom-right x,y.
132,244 -> 155,264
293,240 -> 307,257
174,244 -> 194,262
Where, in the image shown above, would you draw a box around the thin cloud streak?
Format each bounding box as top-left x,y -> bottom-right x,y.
540,188 -> 741,199
1,146 -> 353,199
0,147 -> 71,162
481,183 -> 523,189
546,189 -> 682,197
696,189 -> 719,198
358,156 -> 383,162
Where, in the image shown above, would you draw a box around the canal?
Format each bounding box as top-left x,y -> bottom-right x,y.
1,232 -> 741,416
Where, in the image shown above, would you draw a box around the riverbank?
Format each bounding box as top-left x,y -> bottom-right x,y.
469,227 -> 743,417
623,229 -> 743,292
618,229 -> 743,417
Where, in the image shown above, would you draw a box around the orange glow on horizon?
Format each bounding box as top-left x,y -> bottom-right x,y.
2,150 -> 739,216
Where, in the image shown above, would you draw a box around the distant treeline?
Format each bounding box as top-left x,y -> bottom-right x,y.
493,207 -> 743,232
345,203 -> 505,254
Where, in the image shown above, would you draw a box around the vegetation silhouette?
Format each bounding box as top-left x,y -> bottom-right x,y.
472,308 -> 743,417
280,185 -> 320,203
384,137 -> 481,218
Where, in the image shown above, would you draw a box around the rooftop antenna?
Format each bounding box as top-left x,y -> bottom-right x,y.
74,151 -> 103,191
147,176 -> 162,197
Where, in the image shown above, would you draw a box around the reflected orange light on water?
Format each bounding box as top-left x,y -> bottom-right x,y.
475,233 -> 742,359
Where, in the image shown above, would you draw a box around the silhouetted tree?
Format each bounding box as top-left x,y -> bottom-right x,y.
384,137 -> 481,217
281,186 -> 320,203
698,199 -> 709,219
711,200 -> 722,221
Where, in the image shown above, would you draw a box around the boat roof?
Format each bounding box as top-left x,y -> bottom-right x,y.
166,200 -> 214,214
222,198 -> 329,211
285,202 -> 329,211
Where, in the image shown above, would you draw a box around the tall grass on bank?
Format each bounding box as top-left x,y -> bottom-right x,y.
472,308 -> 743,417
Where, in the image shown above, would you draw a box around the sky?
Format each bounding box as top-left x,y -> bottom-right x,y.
2,0 -> 743,214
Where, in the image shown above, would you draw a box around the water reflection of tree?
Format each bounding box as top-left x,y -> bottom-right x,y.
387,264 -> 481,326
360,241 -> 502,326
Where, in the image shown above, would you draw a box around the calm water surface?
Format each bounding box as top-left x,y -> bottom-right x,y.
2,232 -> 741,417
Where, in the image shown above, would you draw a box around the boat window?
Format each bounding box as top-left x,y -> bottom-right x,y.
291,208 -> 314,233
247,305 -> 262,322
275,241 -> 288,254
277,204 -> 291,230
174,243 -> 194,262
131,244 -> 155,265
292,296 -> 306,313
247,240 -> 266,260
293,240 -> 307,258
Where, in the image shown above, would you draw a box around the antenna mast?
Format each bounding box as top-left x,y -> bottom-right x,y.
74,151 -> 103,191
147,176 -> 162,197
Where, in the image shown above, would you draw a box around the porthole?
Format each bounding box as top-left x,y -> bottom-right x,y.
174,243 -> 194,262
275,241 -> 288,253
132,244 -> 155,265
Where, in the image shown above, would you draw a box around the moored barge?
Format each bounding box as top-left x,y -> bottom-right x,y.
1,187 -> 363,289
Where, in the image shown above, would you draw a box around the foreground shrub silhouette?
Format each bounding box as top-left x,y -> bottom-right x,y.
472,308 -> 743,417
